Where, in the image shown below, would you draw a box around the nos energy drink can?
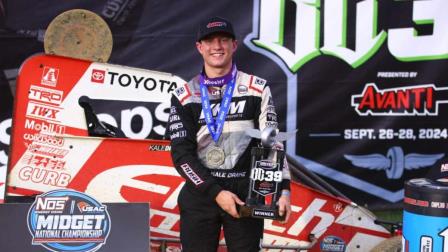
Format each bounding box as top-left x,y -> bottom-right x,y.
403,178 -> 448,251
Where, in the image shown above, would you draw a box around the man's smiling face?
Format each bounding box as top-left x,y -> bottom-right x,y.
196,33 -> 237,75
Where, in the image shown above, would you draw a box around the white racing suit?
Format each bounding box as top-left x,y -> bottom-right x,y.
167,70 -> 291,251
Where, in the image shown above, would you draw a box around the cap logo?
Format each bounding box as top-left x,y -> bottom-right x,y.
441,163 -> 448,172
207,21 -> 227,28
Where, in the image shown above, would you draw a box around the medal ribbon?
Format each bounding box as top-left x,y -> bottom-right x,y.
200,64 -> 237,143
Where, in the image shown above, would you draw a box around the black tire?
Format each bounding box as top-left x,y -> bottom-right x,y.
370,236 -> 402,252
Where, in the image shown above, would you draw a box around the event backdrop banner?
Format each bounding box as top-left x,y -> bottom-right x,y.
2,0 -> 448,206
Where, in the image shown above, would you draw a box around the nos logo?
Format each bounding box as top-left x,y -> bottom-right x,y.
244,0 -> 448,202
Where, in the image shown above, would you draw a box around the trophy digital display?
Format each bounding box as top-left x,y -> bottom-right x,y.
239,127 -> 291,220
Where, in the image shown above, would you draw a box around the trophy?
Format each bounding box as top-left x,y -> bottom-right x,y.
239,127 -> 295,220
44,9 -> 113,63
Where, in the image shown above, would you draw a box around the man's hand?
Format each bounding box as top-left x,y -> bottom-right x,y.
278,190 -> 291,223
215,190 -> 245,218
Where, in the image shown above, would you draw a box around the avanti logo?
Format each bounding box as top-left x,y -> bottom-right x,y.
351,83 -> 448,116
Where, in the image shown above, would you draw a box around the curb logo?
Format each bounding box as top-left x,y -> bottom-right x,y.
244,0 -> 448,202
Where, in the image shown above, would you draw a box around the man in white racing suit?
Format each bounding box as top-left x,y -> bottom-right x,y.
167,16 -> 291,252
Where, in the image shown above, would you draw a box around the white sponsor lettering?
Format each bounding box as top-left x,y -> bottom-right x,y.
200,100 -> 246,119
250,0 -> 448,72
85,165 -> 177,202
154,102 -> 170,136
180,163 -> 203,185
377,72 -> 418,78
86,165 -> 183,237
169,122 -> 183,131
149,145 -> 171,152
36,196 -> 68,211
266,199 -> 336,239
97,103 -> 169,139
389,0 -> 448,61
442,163 -> 448,172
262,233 -> 300,250
36,215 -> 105,230
21,153 -> 66,170
168,114 -> 180,122
25,119 -> 65,135
28,144 -> 69,159
121,106 -> 152,139
150,209 -> 181,237
170,130 -> 187,140
203,78 -> 225,86
23,133 -> 64,147
287,199 -> 334,238
253,210 -> 275,217
18,166 -> 71,187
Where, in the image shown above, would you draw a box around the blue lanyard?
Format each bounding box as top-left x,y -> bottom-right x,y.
200,66 -> 237,143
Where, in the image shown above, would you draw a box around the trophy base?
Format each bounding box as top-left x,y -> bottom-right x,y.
239,205 -> 285,221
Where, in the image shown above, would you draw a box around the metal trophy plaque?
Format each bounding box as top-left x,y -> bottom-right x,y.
239,128 -> 295,220
44,9 -> 113,63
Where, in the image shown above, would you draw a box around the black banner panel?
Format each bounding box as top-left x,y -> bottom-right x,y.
2,0 -> 448,205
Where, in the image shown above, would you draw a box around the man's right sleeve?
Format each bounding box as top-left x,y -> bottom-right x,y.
167,95 -> 223,200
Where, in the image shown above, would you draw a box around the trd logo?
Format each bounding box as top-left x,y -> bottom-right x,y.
91,69 -> 106,83
29,85 -> 63,105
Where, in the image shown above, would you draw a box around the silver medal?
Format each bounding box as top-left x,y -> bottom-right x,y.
206,146 -> 225,167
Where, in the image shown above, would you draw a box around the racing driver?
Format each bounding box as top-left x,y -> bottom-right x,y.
167,16 -> 292,252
